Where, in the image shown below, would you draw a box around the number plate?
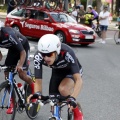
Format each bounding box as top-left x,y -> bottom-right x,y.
85,35 -> 93,39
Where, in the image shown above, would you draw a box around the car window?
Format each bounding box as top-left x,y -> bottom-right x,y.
23,9 -> 38,19
50,14 -> 60,22
50,13 -> 77,23
35,11 -> 49,20
11,9 -> 25,17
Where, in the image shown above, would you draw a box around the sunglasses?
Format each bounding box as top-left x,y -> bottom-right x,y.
40,52 -> 55,57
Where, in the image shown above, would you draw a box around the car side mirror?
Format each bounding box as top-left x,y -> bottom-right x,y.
44,18 -> 51,22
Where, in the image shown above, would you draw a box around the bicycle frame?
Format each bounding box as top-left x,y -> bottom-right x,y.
1,68 -> 28,109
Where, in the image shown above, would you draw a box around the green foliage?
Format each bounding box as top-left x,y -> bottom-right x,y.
0,4 -> 7,12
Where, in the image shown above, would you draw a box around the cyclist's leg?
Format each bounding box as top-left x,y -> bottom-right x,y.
49,69 -> 83,120
18,48 -> 35,94
58,73 -> 83,120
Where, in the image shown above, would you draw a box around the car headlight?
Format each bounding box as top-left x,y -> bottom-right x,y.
69,29 -> 80,34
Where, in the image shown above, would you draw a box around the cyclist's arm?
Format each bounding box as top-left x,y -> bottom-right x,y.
18,50 -> 26,67
34,51 -> 43,93
65,51 -> 83,99
9,33 -> 26,67
34,78 -> 42,93
72,73 -> 82,99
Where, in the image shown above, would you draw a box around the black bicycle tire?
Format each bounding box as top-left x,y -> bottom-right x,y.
25,83 -> 40,119
114,30 -> 120,44
95,26 -> 101,38
8,0 -> 17,7
0,81 -> 17,120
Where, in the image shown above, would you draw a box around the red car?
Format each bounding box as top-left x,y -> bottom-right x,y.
5,7 -> 96,46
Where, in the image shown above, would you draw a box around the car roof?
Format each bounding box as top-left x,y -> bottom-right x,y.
22,6 -> 64,14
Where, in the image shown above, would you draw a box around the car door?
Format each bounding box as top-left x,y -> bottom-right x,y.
22,9 -> 38,37
34,11 -> 55,37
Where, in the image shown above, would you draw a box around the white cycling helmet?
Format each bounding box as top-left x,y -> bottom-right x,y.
0,21 -> 4,30
38,34 -> 61,54
87,5 -> 93,8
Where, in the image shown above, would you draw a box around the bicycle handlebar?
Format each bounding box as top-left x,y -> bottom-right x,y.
29,94 -> 70,108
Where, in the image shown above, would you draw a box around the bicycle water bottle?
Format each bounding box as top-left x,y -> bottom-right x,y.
17,83 -> 25,95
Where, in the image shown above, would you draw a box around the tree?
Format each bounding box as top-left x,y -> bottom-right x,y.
96,0 -> 102,13
115,0 -> 120,15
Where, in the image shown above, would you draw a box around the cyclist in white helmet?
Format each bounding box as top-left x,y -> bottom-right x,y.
28,34 -> 83,120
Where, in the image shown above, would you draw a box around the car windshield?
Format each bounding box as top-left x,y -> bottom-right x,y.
50,13 -> 77,23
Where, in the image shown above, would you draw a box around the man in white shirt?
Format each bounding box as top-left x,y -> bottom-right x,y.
71,7 -> 79,21
99,5 -> 110,44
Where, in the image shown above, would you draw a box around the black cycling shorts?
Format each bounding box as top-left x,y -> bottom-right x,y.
5,48 -> 30,70
49,68 -> 83,95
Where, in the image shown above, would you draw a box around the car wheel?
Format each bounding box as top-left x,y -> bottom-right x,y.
55,31 -> 66,43
12,25 -> 20,32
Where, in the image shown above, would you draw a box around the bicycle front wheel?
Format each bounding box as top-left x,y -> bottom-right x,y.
25,83 -> 41,119
0,81 -> 17,120
114,30 -> 120,44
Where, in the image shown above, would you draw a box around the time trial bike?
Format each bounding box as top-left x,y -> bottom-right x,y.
29,94 -> 83,120
0,65 -> 40,120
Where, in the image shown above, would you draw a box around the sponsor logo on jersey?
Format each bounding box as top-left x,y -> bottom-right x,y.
65,52 -> 75,63
9,35 -> 18,45
34,52 -> 43,69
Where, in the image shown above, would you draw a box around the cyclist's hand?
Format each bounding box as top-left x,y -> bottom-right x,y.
16,64 -> 23,72
67,96 -> 77,110
27,92 -> 42,104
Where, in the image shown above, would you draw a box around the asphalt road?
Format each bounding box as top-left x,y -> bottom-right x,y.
0,19 -> 120,120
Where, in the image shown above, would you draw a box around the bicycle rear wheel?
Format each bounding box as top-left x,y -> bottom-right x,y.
0,81 -> 17,120
95,26 -> 101,38
25,83 -> 41,119
114,30 -> 120,44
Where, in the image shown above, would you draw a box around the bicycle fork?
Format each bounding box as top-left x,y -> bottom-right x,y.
51,105 -> 62,120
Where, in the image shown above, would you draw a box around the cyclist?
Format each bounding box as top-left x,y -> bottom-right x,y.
85,5 -> 99,28
28,34 -> 83,120
116,15 -> 120,43
84,6 -> 94,27
87,5 -> 98,21
0,21 -> 35,114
